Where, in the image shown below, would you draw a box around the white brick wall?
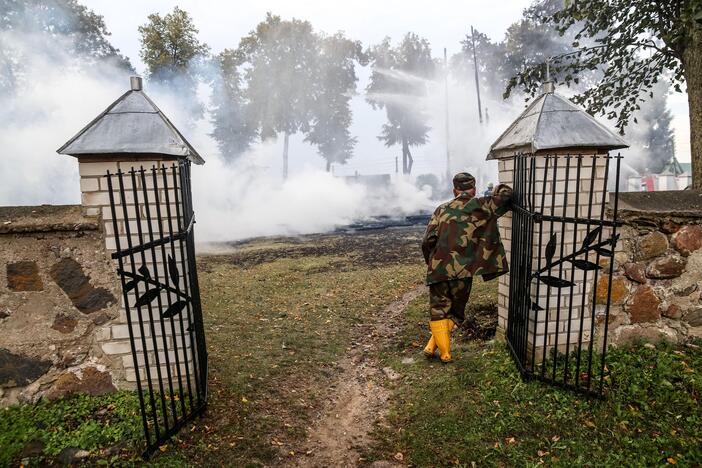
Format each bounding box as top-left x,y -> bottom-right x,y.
80,158 -> 198,389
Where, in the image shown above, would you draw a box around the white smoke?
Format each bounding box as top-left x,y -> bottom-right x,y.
149,87 -> 437,241
0,26 -> 439,242
1,11 -> 539,244
0,30 -> 126,206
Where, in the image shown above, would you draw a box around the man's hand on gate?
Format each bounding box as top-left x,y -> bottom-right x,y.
492,184 -> 513,198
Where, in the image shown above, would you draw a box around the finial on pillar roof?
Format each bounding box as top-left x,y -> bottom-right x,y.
542,59 -> 555,94
130,76 -> 143,91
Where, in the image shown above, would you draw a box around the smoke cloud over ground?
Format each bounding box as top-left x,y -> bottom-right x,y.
0,12 -> 509,243
0,26 -> 442,242
2,8 -> 645,244
0,30 -> 124,206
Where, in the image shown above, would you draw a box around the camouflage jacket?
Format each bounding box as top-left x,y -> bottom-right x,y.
422,185 -> 513,285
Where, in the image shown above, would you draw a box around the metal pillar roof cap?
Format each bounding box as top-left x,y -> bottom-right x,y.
57,77 -> 204,165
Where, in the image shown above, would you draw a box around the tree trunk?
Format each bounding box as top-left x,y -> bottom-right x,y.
326,159 -> 331,172
684,25 -> 702,189
283,132 -> 290,180
402,137 -> 410,175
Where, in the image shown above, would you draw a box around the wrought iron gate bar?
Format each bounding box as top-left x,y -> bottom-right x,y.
105,172 -> 152,448
575,156 -> 601,389
105,161 -> 208,458
586,154 -> 611,393
110,216 -> 195,259
152,164 -> 188,420
541,154 -> 559,377
599,155 -> 622,394
531,155 -> 549,373
173,166 -> 197,407
530,236 -> 619,277
512,204 -> 622,228
563,156 -> 582,384
505,152 -> 622,397
532,214 -> 621,227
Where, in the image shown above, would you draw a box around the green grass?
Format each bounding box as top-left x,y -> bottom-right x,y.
168,254 -> 423,465
0,391 -> 143,466
367,291 -> 702,467
2,233 -> 425,466
6,229 -> 701,467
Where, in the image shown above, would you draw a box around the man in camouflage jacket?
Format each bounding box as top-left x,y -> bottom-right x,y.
421,172 -> 513,362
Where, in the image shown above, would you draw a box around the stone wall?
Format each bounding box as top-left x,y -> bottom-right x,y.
1,158 -> 198,406
0,205 -> 124,405
595,191 -> 702,348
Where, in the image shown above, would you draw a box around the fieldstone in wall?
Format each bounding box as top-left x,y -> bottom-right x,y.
615,325 -> 677,346
671,225 -> 702,256
623,262 -> 647,284
636,231 -> 668,261
44,366 -> 116,401
663,304 -> 683,320
59,348 -> 88,368
625,284 -> 661,323
6,261 -> 43,291
685,308 -> 702,327
661,220 -> 681,234
0,348 -> 51,387
49,258 -> 116,313
646,254 -> 687,279
51,313 -> 78,334
92,312 -> 112,325
595,275 -> 629,305
672,281 -> 698,297
595,305 -> 629,329
598,251 -> 630,271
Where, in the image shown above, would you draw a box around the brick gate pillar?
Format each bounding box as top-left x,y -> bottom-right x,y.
494,154 -> 609,361
58,77 -> 204,386
487,82 -> 628,363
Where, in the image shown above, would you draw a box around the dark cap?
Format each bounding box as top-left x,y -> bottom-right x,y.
453,172 -> 475,190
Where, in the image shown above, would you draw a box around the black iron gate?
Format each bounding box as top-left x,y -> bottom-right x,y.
506,153 -> 622,396
105,160 -> 207,456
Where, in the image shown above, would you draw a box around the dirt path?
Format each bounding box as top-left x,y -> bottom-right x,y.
293,285 -> 426,468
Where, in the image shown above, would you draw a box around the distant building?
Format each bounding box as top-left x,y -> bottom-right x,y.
341,172 -> 391,188
627,155 -> 692,191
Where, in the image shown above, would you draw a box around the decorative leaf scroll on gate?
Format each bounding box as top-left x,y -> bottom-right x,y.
506,153 -> 622,397
122,255 -> 190,318
105,160 -> 207,457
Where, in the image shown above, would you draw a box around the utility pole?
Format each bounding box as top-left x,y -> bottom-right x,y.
444,47 -> 451,182
471,26 -> 483,125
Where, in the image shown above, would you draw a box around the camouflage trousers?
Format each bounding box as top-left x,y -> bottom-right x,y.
429,278 -> 473,323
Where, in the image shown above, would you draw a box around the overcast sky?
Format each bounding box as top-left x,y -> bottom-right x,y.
81,0 -> 692,167
84,0 -> 532,69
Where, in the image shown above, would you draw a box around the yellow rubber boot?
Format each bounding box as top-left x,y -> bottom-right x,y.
429,319 -> 453,363
423,335 -> 437,358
